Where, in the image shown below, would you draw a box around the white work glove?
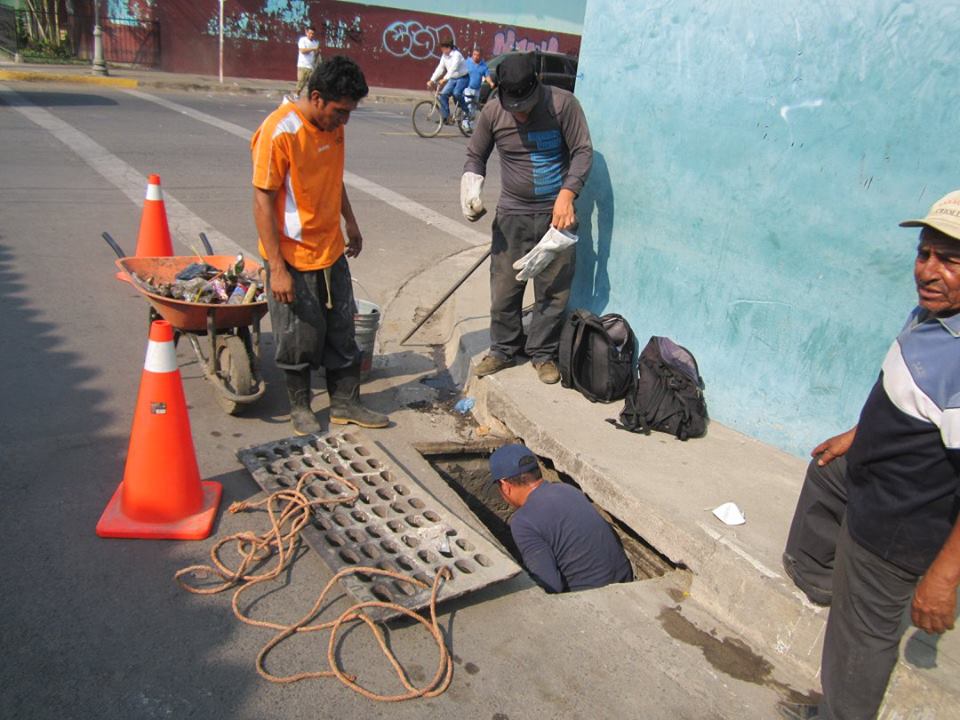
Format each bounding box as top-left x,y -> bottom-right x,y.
512,226 -> 578,281
460,172 -> 485,222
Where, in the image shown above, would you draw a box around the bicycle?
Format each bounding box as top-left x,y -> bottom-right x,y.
458,87 -> 482,136
412,86 -> 475,138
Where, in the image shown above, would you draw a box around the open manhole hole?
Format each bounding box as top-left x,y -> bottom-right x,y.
417,442 -> 678,582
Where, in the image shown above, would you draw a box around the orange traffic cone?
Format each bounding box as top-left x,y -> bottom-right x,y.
96,320 -> 222,539
116,174 -> 174,282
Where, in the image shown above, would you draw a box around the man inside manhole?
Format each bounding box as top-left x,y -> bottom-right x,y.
488,444 -> 633,593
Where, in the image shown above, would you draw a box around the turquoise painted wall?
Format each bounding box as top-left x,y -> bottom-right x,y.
572,1 -> 960,456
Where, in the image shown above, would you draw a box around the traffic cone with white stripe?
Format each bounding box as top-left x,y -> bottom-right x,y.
116,174 -> 174,282
96,320 -> 221,539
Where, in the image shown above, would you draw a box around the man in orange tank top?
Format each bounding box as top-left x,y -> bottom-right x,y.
251,56 -> 388,435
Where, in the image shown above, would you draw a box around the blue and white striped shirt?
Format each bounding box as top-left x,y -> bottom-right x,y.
846,308 -> 960,574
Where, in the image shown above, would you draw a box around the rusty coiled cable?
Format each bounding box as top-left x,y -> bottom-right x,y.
175,470 -> 453,701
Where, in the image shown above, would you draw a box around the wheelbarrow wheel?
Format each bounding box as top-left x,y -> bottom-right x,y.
214,334 -> 254,416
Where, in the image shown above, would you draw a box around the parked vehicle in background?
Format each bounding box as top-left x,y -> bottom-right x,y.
483,50 -> 580,102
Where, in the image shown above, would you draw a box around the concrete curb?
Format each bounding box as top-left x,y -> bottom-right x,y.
0,70 -> 138,88
380,244 -> 960,718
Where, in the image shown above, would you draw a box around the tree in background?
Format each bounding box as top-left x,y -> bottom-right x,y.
19,0 -> 71,58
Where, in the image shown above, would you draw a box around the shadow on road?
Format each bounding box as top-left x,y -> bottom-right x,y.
0,238 -> 254,719
0,89 -> 120,108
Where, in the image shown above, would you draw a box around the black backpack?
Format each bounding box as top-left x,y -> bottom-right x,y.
614,336 -> 708,440
558,309 -> 636,403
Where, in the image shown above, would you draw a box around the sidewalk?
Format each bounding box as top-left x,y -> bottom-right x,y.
0,59 -> 429,104
5,60 -> 956,716
380,243 -> 960,718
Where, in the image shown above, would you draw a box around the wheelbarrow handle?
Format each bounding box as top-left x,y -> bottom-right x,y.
198,232 -> 214,255
102,231 -> 126,260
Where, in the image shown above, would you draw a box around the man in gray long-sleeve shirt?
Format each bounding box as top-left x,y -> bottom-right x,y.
462,52 -> 593,385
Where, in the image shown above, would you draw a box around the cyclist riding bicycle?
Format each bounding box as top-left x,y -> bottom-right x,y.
426,38 -> 468,125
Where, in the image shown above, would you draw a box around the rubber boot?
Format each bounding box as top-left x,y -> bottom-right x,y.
285,368 -> 322,436
327,364 -> 389,428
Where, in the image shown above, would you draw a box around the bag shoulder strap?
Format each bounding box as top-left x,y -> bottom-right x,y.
567,310 -> 609,401
558,310 -> 586,386
568,314 -> 593,393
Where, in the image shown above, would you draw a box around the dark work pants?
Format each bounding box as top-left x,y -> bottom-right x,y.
783,457 -> 848,603
265,255 -> 360,372
784,458 -> 920,719
489,211 -> 575,363
820,521 -> 919,720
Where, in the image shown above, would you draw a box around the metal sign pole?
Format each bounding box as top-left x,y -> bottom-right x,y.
218,0 -> 225,84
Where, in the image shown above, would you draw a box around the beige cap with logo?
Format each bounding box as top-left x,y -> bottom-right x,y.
900,190 -> 960,241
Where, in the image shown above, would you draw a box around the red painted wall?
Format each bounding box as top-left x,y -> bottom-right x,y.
152,1 -> 579,89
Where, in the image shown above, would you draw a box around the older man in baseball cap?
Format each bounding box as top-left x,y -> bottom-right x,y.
488,444 -> 632,593
780,190 -> 960,719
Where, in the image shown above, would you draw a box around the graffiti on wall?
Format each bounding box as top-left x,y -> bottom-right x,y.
492,28 -> 559,54
156,0 -> 580,88
204,12 -> 268,41
324,16 -> 362,48
200,8 -> 361,47
382,20 -> 455,60
105,0 -> 145,25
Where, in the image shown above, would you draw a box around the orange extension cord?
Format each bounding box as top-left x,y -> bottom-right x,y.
175,470 -> 453,701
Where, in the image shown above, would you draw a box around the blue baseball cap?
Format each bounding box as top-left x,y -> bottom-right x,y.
488,444 -> 539,485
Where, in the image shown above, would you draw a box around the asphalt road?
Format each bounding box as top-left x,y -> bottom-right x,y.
0,83 -> 801,719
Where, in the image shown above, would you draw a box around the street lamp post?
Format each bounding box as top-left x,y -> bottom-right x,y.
92,0 -> 108,76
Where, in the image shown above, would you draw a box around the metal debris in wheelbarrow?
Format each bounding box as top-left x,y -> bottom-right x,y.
116,255 -> 269,332
136,254 -> 266,305
117,255 -> 269,414
238,431 -> 520,620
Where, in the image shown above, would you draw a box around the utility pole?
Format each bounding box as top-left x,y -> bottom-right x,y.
91,0 -> 107,76
218,0 -> 224,84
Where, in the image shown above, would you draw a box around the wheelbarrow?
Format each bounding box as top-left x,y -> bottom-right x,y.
104,232 -> 269,416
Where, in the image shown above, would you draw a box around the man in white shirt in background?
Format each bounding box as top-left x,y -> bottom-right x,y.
427,37 -> 467,125
295,26 -> 320,98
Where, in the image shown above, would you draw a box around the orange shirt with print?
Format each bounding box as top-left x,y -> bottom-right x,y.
251,102 -> 345,270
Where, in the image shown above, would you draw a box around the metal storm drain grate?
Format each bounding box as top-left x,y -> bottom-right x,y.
237,431 -> 519,619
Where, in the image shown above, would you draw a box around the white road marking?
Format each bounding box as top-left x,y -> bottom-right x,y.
696,521 -> 781,579
123,89 -> 489,247
343,170 -> 487,247
124,88 -> 252,138
357,109 -> 407,117
0,83 -> 246,256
